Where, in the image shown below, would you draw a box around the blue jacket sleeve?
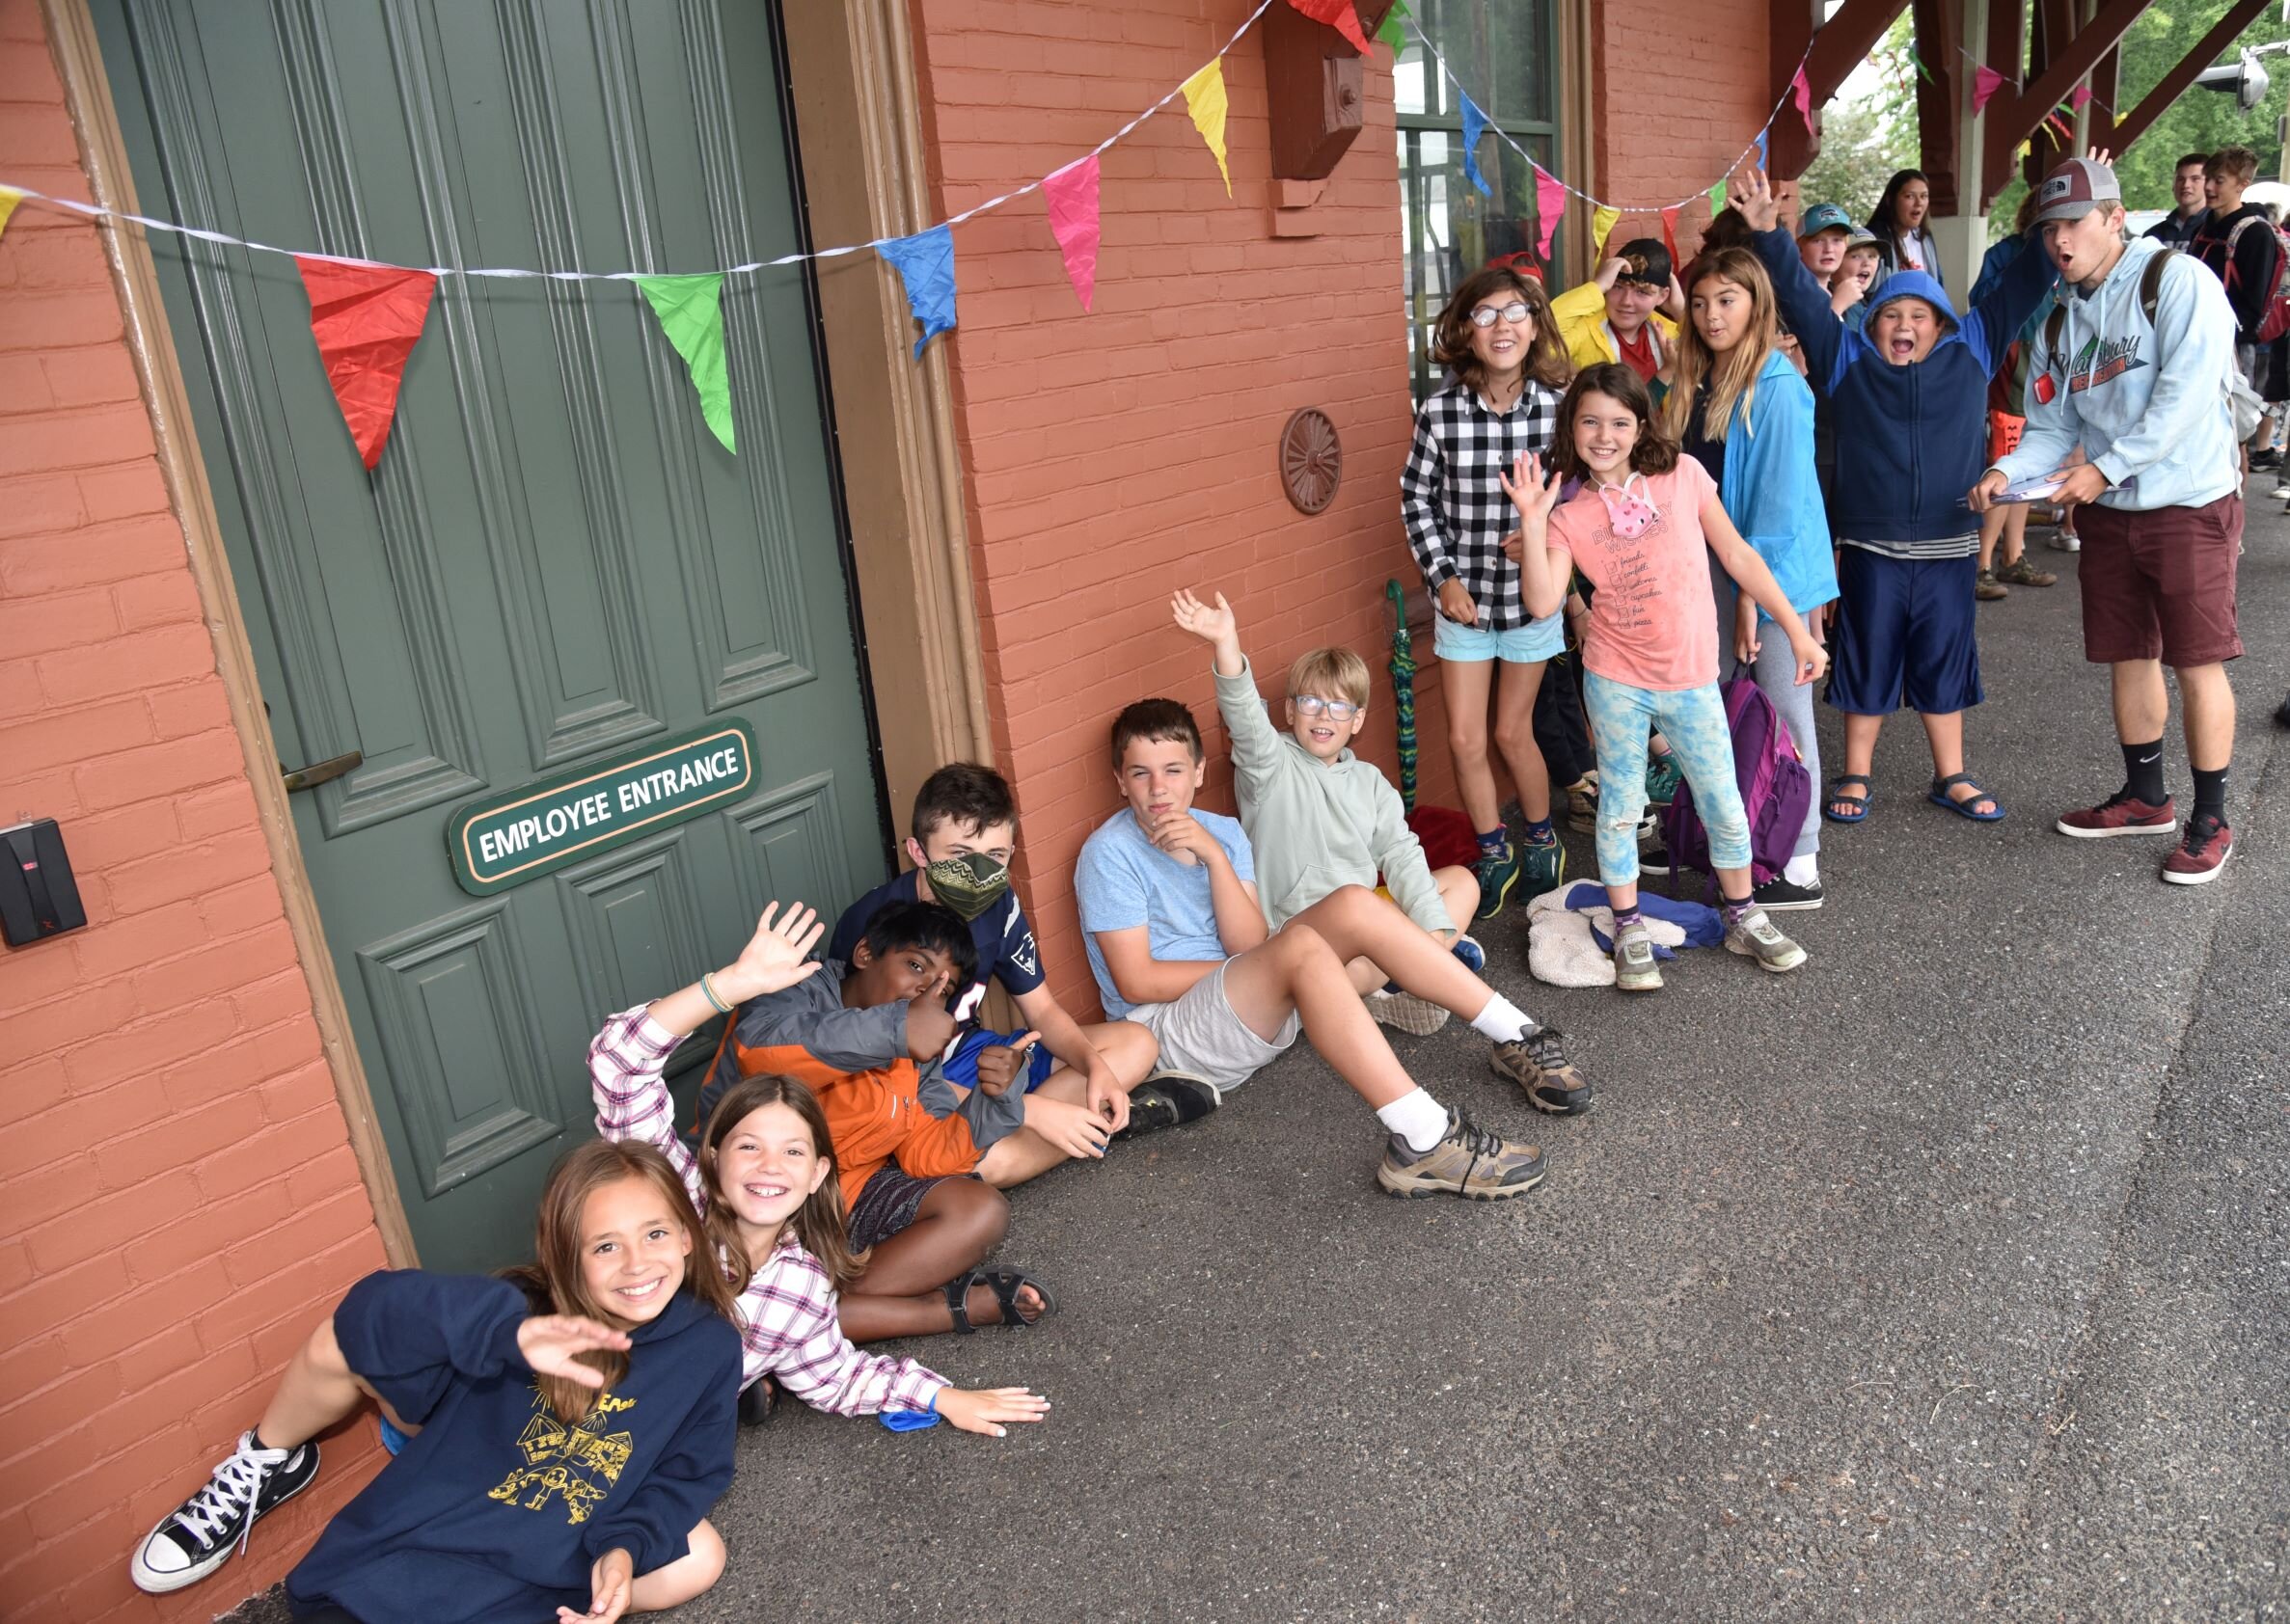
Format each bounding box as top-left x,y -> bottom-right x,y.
1752,227 -> 1844,395
579,1329 -> 739,1576
1965,231 -> 2058,372
1730,368 -> 1837,615
1968,236 -> 2020,308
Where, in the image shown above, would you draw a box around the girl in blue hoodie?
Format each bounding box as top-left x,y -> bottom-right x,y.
1662,247 -> 1840,908
1738,168 -> 2058,827
130,1139 -> 743,1623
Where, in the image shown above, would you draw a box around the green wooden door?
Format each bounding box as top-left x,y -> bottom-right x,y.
95,0 -> 886,1271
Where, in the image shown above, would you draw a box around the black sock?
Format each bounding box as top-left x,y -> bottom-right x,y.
1611,905 -> 1643,931
2192,765 -> 2229,824
2120,739 -> 2167,806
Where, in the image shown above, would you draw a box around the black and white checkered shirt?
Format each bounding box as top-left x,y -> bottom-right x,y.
1399,376 -> 1564,631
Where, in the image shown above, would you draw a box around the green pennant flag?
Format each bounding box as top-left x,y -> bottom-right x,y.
1908,45 -> 1933,84
1376,0 -> 1410,51
635,273 -> 735,454
1710,177 -> 1729,219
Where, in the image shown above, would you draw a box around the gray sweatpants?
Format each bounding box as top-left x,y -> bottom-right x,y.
1713,577 -> 1821,863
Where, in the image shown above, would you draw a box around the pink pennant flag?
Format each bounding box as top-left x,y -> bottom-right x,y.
1973,66 -> 2007,113
1285,0 -> 1373,54
1042,154 -> 1101,311
1533,163 -> 1567,260
2069,85 -> 2091,111
1791,66 -> 1814,134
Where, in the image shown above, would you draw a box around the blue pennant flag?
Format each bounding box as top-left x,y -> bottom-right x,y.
1755,127 -> 1769,174
877,224 -> 956,357
1459,91 -> 1492,200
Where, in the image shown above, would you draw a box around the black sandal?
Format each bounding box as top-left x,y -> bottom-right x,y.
1822,773 -> 1873,825
941,1266 -> 1052,1333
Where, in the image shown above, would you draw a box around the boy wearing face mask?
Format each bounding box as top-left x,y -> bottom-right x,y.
830,764 -> 1206,1170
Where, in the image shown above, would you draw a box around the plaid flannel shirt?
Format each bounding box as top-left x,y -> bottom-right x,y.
589,1006 -> 945,1415
1399,376 -> 1563,631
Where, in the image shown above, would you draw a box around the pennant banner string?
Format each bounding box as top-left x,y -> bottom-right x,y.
0,0 -> 1275,284
1396,12 -> 1815,214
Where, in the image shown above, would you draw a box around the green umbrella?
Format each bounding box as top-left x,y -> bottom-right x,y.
1385,580 -> 1418,813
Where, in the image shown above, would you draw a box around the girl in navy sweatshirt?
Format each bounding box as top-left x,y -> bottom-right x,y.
130,1140 -> 743,1623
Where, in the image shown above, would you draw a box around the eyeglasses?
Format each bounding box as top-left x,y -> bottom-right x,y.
1468,301 -> 1533,328
1293,694 -> 1362,720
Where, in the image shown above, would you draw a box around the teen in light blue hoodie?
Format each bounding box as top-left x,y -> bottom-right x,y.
1737,167 -> 2058,827
1665,246 -> 1840,907
1977,159 -> 2246,884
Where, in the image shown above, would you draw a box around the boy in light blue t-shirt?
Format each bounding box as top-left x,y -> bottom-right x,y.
1074,696 -> 1549,1203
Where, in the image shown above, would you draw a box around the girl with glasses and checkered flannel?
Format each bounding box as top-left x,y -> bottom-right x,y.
1401,266 -> 1583,936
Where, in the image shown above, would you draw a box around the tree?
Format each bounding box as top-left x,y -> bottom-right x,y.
1799,14 -> 1921,223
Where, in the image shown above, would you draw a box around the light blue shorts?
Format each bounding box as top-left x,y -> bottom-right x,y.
1431,607 -> 1565,664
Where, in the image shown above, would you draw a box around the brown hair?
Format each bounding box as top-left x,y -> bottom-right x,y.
1431,265 -> 1572,394
2208,146 -> 2259,184
1286,645 -> 1370,709
911,761 -> 1016,844
1551,363 -> 1678,482
695,1073 -> 863,1294
501,1138 -> 737,1424
1110,697 -> 1202,767
1663,249 -> 1781,448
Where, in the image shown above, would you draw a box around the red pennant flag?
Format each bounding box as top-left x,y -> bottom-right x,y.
1285,0 -> 1372,54
1042,155 -> 1101,311
1791,66 -> 1814,134
295,257 -> 436,470
1660,204 -> 1681,271
1973,66 -> 2007,113
1533,163 -> 1567,260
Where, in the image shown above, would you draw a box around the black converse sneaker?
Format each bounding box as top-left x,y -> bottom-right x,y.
130,1430 -> 320,1593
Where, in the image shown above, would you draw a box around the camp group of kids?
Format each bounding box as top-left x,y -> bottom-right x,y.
127,151 -> 2254,1624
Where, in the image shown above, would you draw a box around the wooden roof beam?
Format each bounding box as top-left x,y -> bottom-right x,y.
2105,0 -> 2273,155
1982,0 -> 2145,180
1769,0 -> 1912,177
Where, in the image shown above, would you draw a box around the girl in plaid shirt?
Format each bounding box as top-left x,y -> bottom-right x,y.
1401,266 -> 1577,923
591,901 -> 1050,1439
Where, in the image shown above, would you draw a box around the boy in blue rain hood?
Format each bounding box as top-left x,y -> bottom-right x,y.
1736,167 -> 2059,828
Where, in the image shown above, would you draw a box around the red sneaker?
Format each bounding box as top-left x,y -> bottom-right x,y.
2161,814 -> 2233,885
2056,792 -> 2177,839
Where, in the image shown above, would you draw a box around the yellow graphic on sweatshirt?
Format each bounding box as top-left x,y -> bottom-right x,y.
486,1390 -> 637,1525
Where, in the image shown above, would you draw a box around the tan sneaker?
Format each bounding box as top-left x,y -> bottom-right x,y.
1376,1109 -> 1546,1201
1490,1025 -> 1593,1115
1725,905 -> 1807,973
1613,919 -> 1663,992
1366,987 -> 1451,1036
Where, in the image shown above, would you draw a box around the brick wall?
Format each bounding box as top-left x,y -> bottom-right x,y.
908,0 -> 1419,1014
0,5 -> 390,1619
1587,0 -> 1773,257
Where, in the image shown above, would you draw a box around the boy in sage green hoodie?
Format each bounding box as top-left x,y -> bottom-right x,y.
1169,589 -> 1589,1113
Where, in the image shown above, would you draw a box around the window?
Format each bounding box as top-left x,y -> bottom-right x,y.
1396,0 -> 1566,398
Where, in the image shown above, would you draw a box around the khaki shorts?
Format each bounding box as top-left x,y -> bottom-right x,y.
1128,959 -> 1300,1095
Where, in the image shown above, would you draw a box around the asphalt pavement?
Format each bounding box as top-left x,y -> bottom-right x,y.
227,491 -> 2288,1624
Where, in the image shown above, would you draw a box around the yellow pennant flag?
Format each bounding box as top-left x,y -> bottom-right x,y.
1592,205 -> 1621,256
1182,59 -> 1232,197
0,187 -> 22,245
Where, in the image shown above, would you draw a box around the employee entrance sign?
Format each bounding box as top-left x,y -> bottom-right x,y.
444,721 -> 758,896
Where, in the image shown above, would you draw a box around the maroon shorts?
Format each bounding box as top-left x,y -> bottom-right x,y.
2075,493 -> 2243,667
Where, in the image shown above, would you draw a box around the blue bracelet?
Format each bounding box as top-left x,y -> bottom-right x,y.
699,973 -> 731,1015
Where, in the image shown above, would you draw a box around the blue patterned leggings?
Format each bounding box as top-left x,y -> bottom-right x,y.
1581,671 -> 1753,884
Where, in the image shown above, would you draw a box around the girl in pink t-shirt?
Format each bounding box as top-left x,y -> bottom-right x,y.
1500,363 -> 1828,991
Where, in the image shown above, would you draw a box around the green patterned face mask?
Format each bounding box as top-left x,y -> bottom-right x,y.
923,853 -> 1010,922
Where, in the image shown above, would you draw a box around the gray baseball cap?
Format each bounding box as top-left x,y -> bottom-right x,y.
2033,156 -> 2121,224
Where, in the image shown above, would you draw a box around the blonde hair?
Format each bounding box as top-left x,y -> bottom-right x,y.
1662,248 -> 1782,448
1287,646 -> 1370,709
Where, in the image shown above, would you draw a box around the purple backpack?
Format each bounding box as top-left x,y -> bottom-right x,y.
1662,675 -> 1812,890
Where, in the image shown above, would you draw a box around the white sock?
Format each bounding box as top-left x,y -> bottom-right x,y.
1376,1087 -> 1450,1152
1467,994 -> 1535,1044
1783,853 -> 1820,886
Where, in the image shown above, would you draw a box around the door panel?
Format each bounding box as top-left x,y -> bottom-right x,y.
95,0 -> 886,1270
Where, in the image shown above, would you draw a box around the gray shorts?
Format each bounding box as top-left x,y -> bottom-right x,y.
1128,959 -> 1300,1094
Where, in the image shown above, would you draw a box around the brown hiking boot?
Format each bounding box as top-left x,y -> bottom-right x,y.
1994,555 -> 2058,586
1376,1108 -> 1545,1201
1490,1025 -> 1592,1115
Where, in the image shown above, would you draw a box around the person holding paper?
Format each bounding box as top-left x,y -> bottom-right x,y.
1972,156 -> 2245,885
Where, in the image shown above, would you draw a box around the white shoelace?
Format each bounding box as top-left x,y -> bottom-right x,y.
175,1445 -> 271,1554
